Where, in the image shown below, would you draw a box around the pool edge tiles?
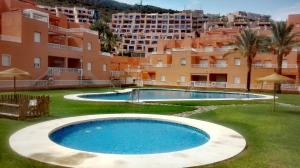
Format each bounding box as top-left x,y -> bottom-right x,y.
64,88 -> 274,102
10,114 -> 246,168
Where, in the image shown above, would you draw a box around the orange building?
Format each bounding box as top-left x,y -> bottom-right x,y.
110,56 -> 146,84
142,26 -> 300,92
0,0 -> 111,84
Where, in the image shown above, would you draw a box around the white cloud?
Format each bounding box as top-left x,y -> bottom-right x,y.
272,2 -> 300,21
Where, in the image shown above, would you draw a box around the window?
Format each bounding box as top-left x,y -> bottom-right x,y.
34,32 -> 41,43
264,60 -> 273,68
87,63 -> 92,71
234,58 -> 241,66
157,60 -> 163,67
180,58 -> 187,66
102,64 -> 107,72
34,57 -> 41,69
87,42 -> 92,50
234,76 -> 240,84
160,75 -> 166,82
180,76 -> 186,82
282,60 -> 288,68
2,54 -> 11,66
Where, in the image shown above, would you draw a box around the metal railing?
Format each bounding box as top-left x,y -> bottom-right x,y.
192,64 -> 209,68
210,64 -> 228,68
252,64 -> 299,69
48,43 -> 83,52
48,67 -> 82,75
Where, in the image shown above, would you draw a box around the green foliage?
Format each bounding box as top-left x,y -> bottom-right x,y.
34,0 -> 177,19
90,18 -> 119,52
268,21 -> 300,93
228,30 -> 267,91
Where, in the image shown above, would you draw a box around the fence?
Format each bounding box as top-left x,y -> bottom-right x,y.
0,80 -> 112,90
0,94 -> 49,119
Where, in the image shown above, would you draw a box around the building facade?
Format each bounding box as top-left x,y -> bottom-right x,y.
38,5 -> 99,24
0,0 -> 111,84
111,12 -> 194,55
111,11 -> 272,55
142,28 -> 300,91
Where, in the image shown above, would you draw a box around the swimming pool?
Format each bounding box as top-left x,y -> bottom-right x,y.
10,114 -> 247,168
50,119 -> 209,154
64,88 -> 273,102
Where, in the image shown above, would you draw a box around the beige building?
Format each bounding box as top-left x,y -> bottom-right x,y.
111,12 -> 194,54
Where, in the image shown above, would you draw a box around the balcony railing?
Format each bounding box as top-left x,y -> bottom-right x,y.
48,43 -> 83,52
49,25 -> 68,33
252,64 -> 299,69
69,28 -> 98,36
192,64 -> 209,68
210,64 -> 228,68
49,25 -> 98,35
0,35 -> 22,43
48,67 -> 82,75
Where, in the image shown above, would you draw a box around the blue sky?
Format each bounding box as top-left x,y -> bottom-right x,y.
115,0 -> 300,20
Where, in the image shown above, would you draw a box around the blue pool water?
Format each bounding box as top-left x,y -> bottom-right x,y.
79,89 -> 262,101
50,119 -> 209,154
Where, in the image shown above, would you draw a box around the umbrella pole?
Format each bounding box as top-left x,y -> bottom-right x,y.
13,76 -> 16,95
273,85 -> 276,112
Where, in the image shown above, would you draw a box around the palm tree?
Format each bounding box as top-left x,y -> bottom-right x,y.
90,18 -> 119,52
269,21 -> 299,93
226,29 -> 265,91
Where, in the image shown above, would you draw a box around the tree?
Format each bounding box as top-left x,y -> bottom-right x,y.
269,21 -> 299,93
226,30 -> 266,91
90,17 -> 119,52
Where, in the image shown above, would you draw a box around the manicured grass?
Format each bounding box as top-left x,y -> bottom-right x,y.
0,88 -> 299,168
193,104 -> 300,168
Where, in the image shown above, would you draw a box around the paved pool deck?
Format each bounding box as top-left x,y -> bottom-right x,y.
10,114 -> 246,168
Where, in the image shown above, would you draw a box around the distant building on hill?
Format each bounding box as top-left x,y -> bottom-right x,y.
38,5 -> 100,24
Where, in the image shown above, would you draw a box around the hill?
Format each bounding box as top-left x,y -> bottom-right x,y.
34,0 -> 178,19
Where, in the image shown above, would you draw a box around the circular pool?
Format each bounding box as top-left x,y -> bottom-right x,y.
10,114 -> 246,168
50,119 -> 210,154
64,88 -> 273,102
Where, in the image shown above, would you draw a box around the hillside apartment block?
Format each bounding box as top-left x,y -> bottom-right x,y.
0,0 -> 111,85
37,5 -> 100,24
111,10 -> 271,54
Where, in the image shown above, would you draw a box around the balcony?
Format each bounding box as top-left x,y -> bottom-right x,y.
252,64 -> 299,69
192,64 -> 209,68
23,9 -> 49,23
48,43 -> 83,52
48,67 -> 82,75
0,35 -> 21,43
210,64 -> 228,68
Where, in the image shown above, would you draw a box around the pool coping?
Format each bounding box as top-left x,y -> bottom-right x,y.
64,88 -> 274,102
10,114 -> 246,168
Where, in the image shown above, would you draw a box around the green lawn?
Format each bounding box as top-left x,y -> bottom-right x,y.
0,88 -> 299,168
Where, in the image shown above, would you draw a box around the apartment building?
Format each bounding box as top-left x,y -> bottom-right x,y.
111,12 -> 194,55
227,11 -> 271,29
0,0 -> 111,83
38,5 -> 99,24
142,28 -> 300,91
